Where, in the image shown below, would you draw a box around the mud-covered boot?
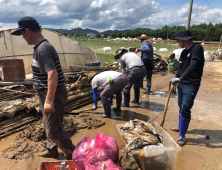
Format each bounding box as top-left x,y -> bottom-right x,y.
146,81 -> 151,95
131,90 -> 140,105
113,94 -> 122,111
38,146 -> 58,158
170,110 -> 181,132
101,103 -> 111,118
122,92 -> 130,107
177,117 -> 190,146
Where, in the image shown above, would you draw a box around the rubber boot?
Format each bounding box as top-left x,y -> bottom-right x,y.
38,146 -> 58,158
113,95 -> 122,111
177,117 -> 190,146
146,81 -> 151,95
101,103 -> 111,118
122,92 -> 130,107
170,110 -> 181,132
131,90 -> 140,105
109,95 -> 113,105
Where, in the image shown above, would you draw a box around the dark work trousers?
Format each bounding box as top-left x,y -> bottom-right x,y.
143,59 -> 154,88
37,84 -> 75,157
100,74 -> 127,104
177,83 -> 200,119
124,66 -> 147,93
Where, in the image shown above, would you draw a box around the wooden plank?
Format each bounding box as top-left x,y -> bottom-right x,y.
69,66 -> 111,70
0,80 -> 33,86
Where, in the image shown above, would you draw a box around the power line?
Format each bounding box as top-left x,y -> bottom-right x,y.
204,0 -> 217,12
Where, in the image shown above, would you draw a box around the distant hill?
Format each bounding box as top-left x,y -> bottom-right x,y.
47,27 -> 99,35
101,28 -> 153,35
47,27 -> 152,35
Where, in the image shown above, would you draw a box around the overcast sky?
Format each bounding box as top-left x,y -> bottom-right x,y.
0,0 -> 222,31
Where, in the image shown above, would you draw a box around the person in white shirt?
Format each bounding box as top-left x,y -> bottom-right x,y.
88,71 -> 127,117
114,49 -> 146,107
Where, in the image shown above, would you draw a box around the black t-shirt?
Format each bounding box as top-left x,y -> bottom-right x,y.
176,43 -> 204,87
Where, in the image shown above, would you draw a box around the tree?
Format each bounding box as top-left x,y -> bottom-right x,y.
96,34 -> 101,38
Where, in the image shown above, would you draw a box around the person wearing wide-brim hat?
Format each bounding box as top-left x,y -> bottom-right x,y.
135,34 -> 154,95
114,49 -> 146,107
170,29 -> 204,146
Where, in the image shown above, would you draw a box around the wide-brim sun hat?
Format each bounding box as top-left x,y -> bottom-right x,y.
136,34 -> 151,40
174,29 -> 195,41
114,49 -> 128,60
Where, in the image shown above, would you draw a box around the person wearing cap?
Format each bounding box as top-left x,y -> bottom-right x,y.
88,71 -> 127,117
170,30 -> 204,146
114,49 -> 146,107
135,34 -> 154,94
11,16 -> 75,159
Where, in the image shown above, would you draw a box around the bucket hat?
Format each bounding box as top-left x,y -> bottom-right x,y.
136,34 -> 151,40
114,49 -> 128,60
174,30 -> 195,40
11,16 -> 41,36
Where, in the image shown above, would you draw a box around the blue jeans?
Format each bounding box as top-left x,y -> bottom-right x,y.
177,83 -> 199,119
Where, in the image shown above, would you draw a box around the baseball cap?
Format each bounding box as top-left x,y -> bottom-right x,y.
11,16 -> 41,36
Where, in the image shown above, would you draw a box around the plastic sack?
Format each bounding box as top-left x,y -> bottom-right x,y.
130,143 -> 174,157
72,132 -> 119,170
85,159 -> 123,170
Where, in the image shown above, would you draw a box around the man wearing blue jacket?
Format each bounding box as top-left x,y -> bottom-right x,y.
136,34 -> 154,94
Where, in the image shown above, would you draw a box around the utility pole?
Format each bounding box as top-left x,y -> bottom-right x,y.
219,34 -> 222,49
187,0 -> 193,30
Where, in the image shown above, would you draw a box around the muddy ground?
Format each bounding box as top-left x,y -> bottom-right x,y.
0,61 -> 222,170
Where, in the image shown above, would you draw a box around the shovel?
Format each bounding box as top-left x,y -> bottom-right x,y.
160,81 -> 176,127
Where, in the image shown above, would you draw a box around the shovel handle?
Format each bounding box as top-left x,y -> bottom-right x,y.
160,81 -> 176,127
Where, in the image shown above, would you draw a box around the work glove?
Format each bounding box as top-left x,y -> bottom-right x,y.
92,105 -> 97,110
171,77 -> 180,83
44,99 -> 55,115
107,75 -> 113,84
135,48 -> 140,53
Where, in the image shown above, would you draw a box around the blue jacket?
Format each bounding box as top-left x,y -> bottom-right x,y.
140,41 -> 153,62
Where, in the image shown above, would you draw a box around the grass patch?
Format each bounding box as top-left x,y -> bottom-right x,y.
70,37 -> 219,64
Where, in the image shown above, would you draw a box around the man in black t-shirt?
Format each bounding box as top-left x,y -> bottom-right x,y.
170,30 -> 204,146
11,16 -> 75,159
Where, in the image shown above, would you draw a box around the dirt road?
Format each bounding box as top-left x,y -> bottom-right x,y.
0,61 -> 222,170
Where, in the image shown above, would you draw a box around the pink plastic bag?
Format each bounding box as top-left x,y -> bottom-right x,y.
85,159 -> 123,170
72,132 -> 119,170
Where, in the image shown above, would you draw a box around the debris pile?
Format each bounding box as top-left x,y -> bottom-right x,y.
2,115 -> 105,160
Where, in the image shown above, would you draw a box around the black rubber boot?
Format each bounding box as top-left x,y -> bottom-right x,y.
101,103 -> 111,118
38,146 -> 58,158
131,90 -> 140,104
113,94 -> 122,111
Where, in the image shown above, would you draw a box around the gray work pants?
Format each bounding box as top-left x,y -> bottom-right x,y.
100,74 -> 127,104
37,84 -> 75,156
124,66 -> 147,93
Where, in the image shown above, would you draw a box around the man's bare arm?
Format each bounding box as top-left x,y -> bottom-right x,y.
46,69 -> 58,101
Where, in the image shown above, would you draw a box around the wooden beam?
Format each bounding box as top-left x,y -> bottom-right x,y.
69,66 -> 111,70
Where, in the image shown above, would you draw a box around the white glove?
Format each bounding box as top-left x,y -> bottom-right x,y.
135,48 -> 140,53
171,78 -> 180,83
44,100 -> 55,115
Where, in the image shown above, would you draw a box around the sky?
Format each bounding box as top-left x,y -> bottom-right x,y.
0,0 -> 222,32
